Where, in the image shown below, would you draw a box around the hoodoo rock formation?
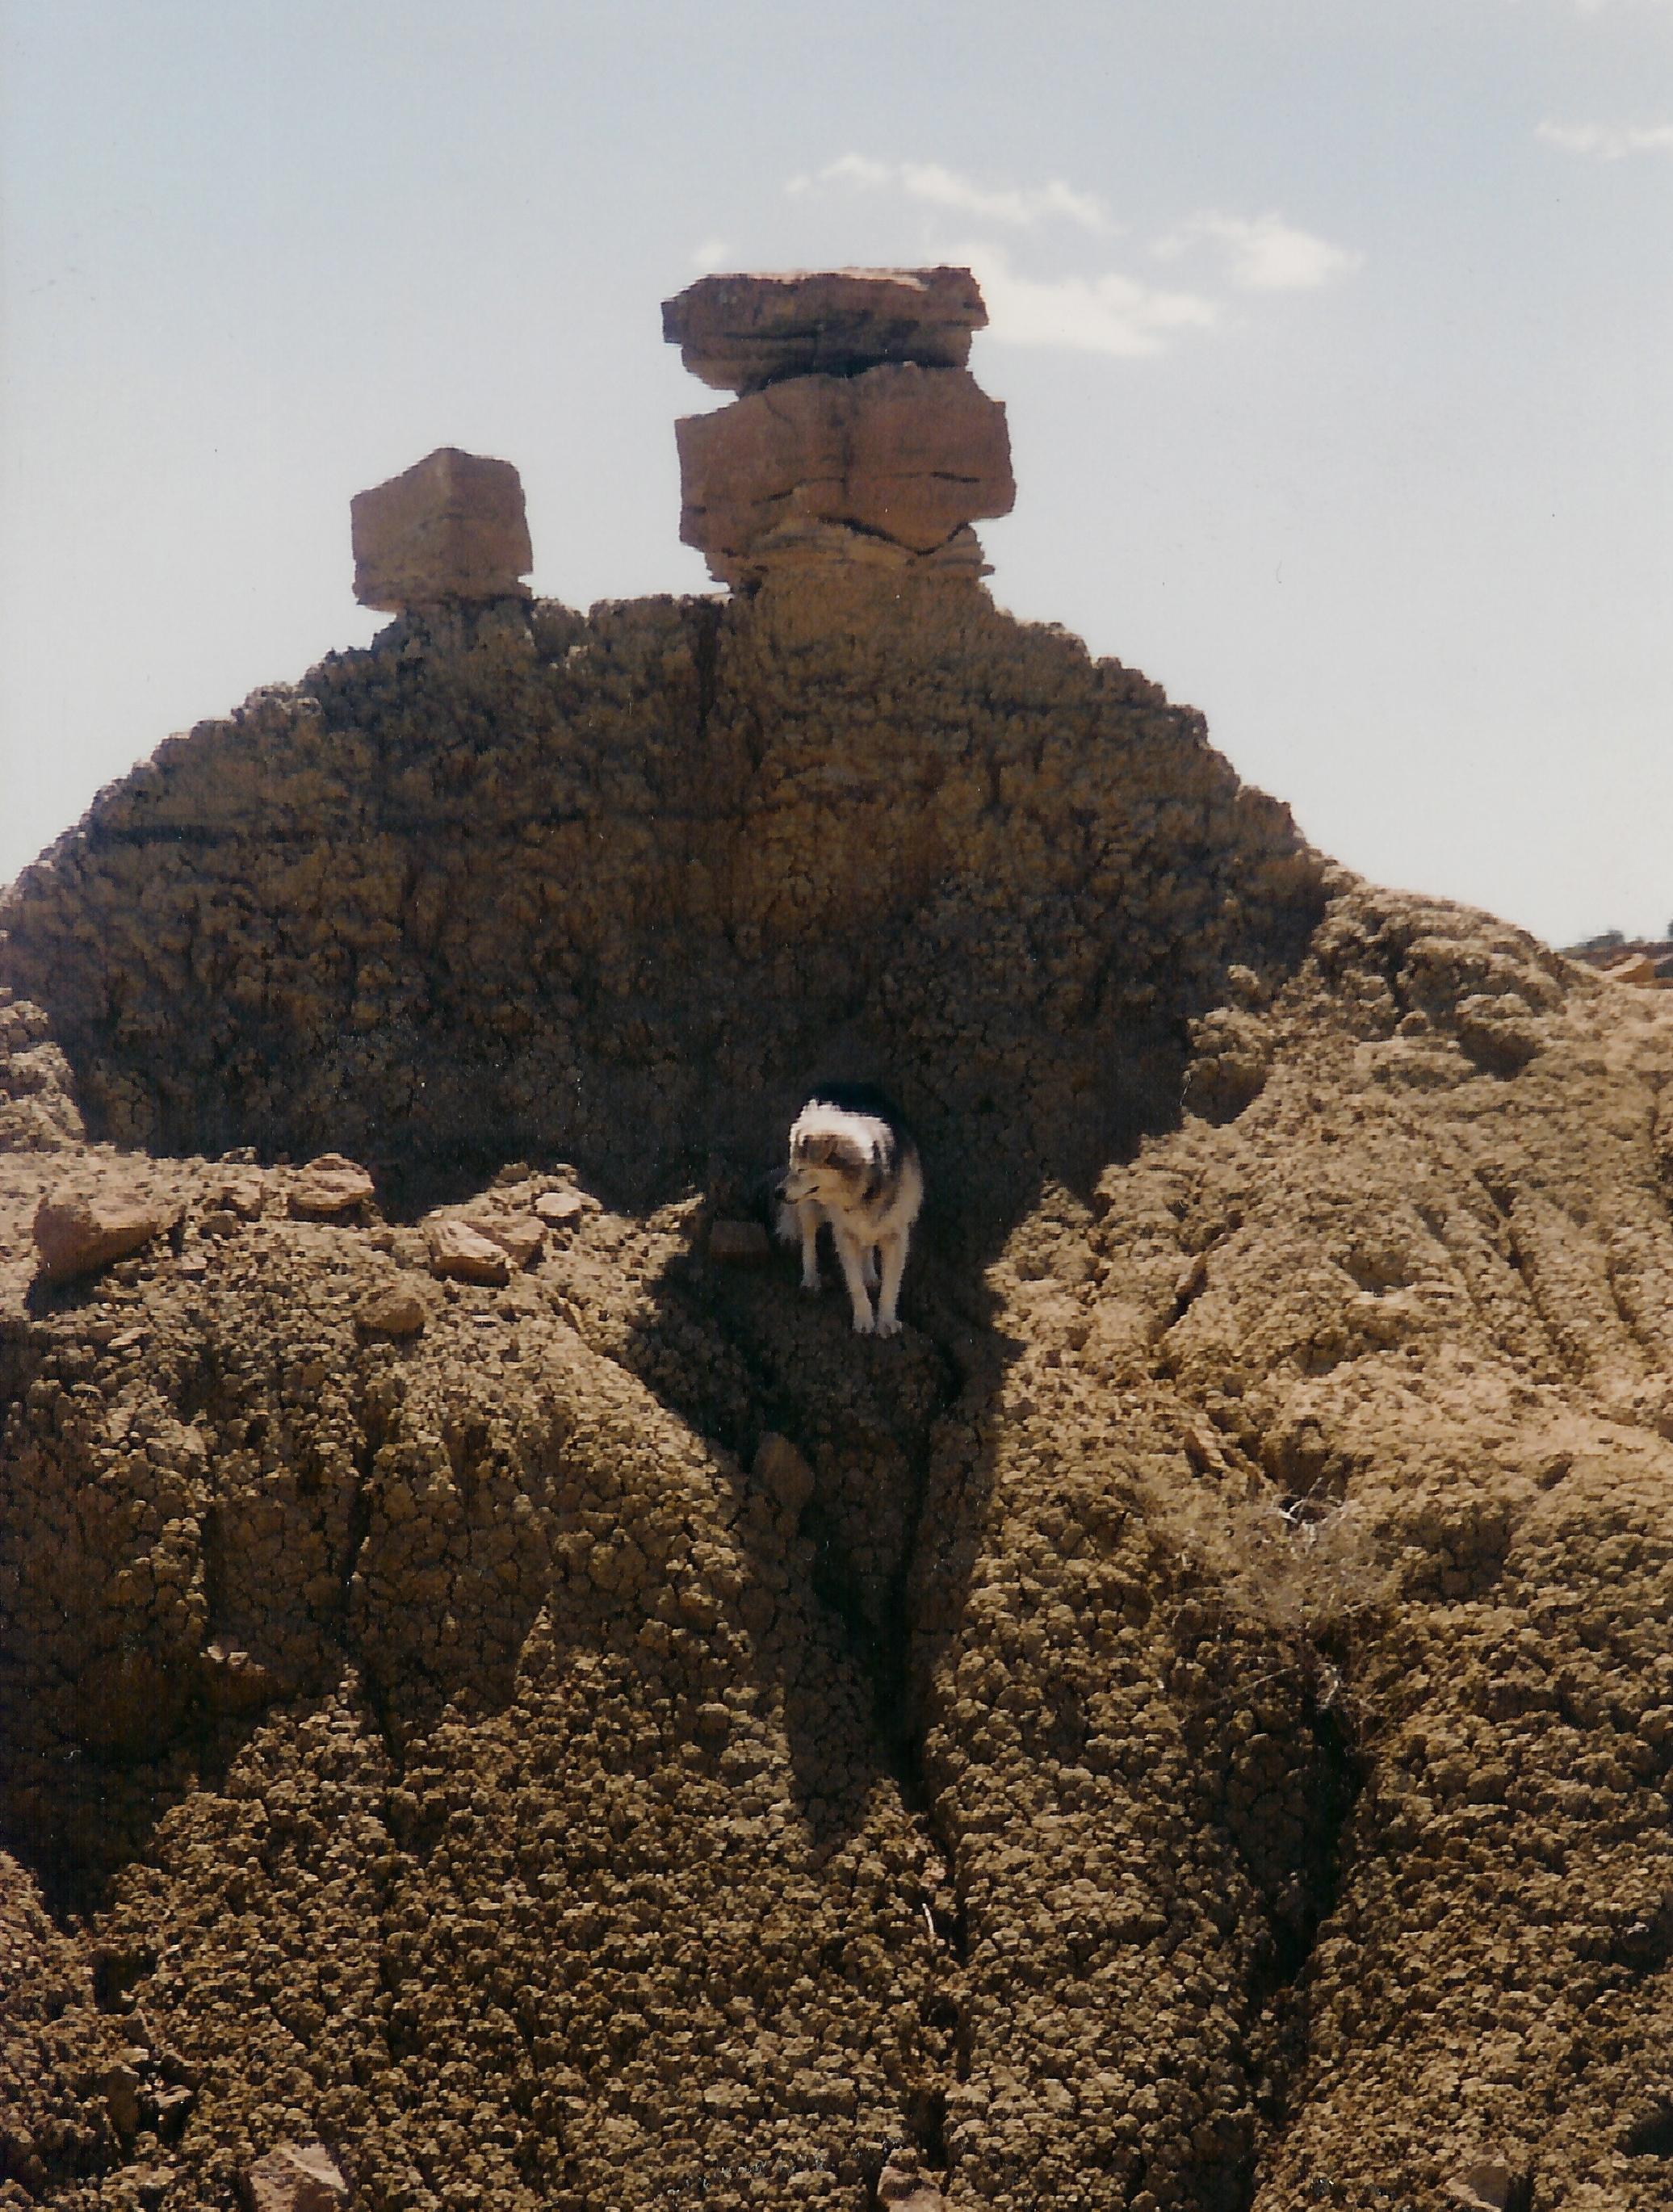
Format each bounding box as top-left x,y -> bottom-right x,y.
350,449 -> 533,613
665,269 -> 1015,585
2,279 -> 1672,2212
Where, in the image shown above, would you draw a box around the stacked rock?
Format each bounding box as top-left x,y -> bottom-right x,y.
350,446 -> 533,612
662,267 -> 1015,589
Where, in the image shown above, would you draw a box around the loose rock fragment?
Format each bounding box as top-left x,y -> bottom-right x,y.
534,1187 -> 598,1227
217,1171 -> 266,1220
467,1212 -> 545,1267
355,1283 -> 430,1336
351,447 -> 533,611
288,1154 -> 375,1217
709,1219 -> 771,1263
662,266 -> 987,392
32,1184 -> 167,1281
426,1217 -> 510,1284
243,2143 -> 349,2212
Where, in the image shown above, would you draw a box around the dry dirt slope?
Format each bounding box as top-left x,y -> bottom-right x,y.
1,580 -> 1671,2212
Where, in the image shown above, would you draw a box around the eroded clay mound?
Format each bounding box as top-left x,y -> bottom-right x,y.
2,605 -> 1672,2212
0,575 -> 1319,1234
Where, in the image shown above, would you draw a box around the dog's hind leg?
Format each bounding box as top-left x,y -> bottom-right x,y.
832,1223 -> 877,1334
795,1200 -> 824,1292
862,1242 -> 879,1290
874,1230 -> 909,1338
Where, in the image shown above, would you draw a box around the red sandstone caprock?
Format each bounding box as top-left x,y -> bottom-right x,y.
676,362 -> 1013,586
350,446 -> 532,611
662,266 -> 987,393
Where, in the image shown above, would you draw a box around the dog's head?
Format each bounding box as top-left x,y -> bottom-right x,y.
782,1106 -> 886,1208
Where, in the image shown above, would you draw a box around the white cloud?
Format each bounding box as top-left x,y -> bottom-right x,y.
1154,211 -> 1363,291
1512,0 -> 1673,15
788,153 -> 1111,233
958,243 -> 1218,357
774,157 -> 1354,358
690,237 -> 737,272
1537,118 -> 1673,157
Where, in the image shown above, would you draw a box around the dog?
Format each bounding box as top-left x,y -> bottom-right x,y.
776,1083 -> 924,1337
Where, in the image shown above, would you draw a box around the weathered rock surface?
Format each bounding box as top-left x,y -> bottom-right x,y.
676,363 -> 1015,586
350,446 -> 532,612
243,2141 -> 348,2212
663,266 -> 988,394
2,586 -> 1672,2210
0,990 -> 86,1152
1604,952 -> 1660,988
0,577 -> 1305,1224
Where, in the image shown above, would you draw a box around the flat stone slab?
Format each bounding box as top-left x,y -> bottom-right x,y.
351,447 -> 532,611
663,267 -> 986,394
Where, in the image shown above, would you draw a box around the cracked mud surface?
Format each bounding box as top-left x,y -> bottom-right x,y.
2,579 -> 1672,2210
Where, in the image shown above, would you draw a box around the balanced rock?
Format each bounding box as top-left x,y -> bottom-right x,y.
33,1184 -> 168,1282
350,447 -> 532,612
662,266 -> 987,393
676,362 -> 1014,587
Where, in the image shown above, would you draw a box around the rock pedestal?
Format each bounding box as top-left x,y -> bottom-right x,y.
350,447 -> 532,612
663,268 -> 1013,589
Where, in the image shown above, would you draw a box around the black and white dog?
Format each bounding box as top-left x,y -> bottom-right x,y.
776,1083 -> 924,1337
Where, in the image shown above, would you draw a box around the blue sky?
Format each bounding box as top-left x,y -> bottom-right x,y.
2,0 -> 1670,945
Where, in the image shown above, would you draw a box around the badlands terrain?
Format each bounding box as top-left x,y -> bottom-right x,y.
2,272 -> 1671,2212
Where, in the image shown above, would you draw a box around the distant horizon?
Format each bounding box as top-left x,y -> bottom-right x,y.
4,0 -> 1670,949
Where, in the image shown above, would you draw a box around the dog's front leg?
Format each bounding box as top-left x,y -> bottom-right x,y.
874,1230 -> 909,1338
832,1223 -> 876,1334
795,1200 -> 824,1292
